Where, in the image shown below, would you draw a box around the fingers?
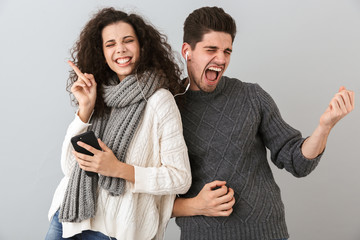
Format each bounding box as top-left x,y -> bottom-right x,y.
350,91 -> 355,108
334,94 -> 347,112
333,87 -> 354,113
70,76 -> 91,95
73,153 -> 93,172
84,73 -> 96,87
338,86 -> 346,92
216,187 -> 234,205
343,92 -> 353,112
203,181 -> 228,200
215,187 -> 235,206
217,207 -> 233,217
217,197 -> 235,215
98,138 -> 111,152
342,89 -> 355,111
205,180 -> 227,191
211,185 -> 229,199
76,141 -> 101,155
72,150 -> 92,162
71,79 -> 88,92
211,187 -> 235,216
72,150 -> 93,172
68,60 -> 94,87
199,181 -> 236,217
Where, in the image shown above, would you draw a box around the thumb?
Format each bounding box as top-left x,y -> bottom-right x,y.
339,86 -> 346,92
98,138 -> 111,152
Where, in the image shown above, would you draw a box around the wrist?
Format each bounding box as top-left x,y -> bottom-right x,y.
316,122 -> 332,136
78,105 -> 94,123
189,196 -> 202,216
173,197 -> 198,217
117,162 -> 135,183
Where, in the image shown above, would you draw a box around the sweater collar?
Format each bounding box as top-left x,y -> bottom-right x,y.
185,76 -> 226,99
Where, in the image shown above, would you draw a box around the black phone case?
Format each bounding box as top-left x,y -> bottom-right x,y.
71,131 -> 101,177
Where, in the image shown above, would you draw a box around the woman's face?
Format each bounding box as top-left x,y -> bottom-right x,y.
102,21 -> 140,81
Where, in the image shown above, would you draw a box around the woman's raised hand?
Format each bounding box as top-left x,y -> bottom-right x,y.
68,61 -> 97,122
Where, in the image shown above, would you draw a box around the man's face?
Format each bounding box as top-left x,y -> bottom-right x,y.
184,31 -> 232,92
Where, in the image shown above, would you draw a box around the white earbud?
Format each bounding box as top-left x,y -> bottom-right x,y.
174,51 -> 191,98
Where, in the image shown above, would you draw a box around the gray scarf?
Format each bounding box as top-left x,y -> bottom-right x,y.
59,71 -> 160,222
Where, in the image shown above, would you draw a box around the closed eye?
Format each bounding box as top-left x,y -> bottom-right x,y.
123,36 -> 135,44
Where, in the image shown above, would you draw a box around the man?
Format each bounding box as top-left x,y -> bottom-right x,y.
172,6 -> 354,240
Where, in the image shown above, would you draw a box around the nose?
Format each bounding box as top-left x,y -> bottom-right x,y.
215,52 -> 226,65
116,43 -> 126,53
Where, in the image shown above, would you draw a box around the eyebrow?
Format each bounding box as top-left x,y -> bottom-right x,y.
104,35 -> 135,44
104,39 -> 116,44
123,35 -> 134,40
204,46 -> 232,53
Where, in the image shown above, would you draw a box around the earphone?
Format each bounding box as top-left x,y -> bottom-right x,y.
174,79 -> 190,97
174,51 -> 191,97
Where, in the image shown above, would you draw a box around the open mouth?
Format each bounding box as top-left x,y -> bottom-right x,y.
115,57 -> 131,66
204,66 -> 223,84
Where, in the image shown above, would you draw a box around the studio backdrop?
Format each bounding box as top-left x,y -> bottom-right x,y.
0,0 -> 359,239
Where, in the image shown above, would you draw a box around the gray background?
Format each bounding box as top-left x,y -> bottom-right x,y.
0,0 -> 359,239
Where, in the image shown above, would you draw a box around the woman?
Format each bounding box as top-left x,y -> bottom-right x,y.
45,7 -> 191,240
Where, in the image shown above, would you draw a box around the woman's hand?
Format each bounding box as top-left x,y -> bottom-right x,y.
68,60 -> 97,122
172,180 -> 235,217
192,180 -> 235,216
72,138 -> 135,182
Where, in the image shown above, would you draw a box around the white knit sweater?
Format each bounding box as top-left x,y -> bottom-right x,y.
48,89 -> 191,240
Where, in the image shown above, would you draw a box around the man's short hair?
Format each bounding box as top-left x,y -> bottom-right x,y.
183,6 -> 237,49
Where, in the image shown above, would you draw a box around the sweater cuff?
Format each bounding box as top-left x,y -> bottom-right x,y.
293,138 -> 323,177
299,137 -> 325,160
75,109 -> 94,124
70,112 -> 92,132
64,112 -> 92,137
132,165 -> 147,193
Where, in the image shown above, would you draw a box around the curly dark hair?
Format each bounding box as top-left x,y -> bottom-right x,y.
67,7 -> 183,116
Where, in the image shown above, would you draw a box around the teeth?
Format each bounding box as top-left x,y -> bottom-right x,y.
208,66 -> 222,72
116,58 -> 130,64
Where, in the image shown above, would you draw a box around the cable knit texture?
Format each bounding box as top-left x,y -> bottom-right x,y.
175,76 -> 322,240
59,72 -> 159,223
48,88 -> 191,239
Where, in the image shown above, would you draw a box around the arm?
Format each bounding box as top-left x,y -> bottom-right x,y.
132,93 -> 191,194
60,113 -> 91,176
60,61 -> 97,176
68,60 -> 97,123
257,85 -> 354,177
74,90 -> 192,195
172,181 -> 235,217
74,139 -> 135,182
301,86 -> 354,158
257,84 -> 318,177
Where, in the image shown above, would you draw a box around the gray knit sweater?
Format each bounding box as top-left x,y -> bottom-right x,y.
175,76 -> 322,240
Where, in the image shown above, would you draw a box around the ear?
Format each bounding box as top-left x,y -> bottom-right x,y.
182,42 -> 191,61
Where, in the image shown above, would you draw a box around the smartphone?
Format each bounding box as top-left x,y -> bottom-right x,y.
71,130 -> 101,177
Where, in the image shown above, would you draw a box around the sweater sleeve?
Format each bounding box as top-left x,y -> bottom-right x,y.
133,90 -> 192,195
255,84 -> 322,177
60,112 -> 91,177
